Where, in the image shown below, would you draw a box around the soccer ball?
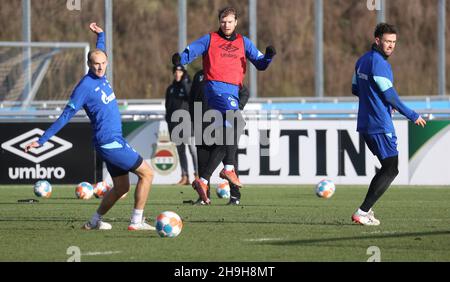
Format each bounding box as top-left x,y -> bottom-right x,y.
315,179 -> 336,199
93,181 -> 112,199
216,180 -> 231,199
34,180 -> 52,198
155,211 -> 183,238
75,182 -> 94,200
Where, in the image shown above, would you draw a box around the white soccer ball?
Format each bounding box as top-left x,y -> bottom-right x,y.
315,179 -> 336,199
34,180 -> 52,198
155,211 -> 183,238
216,180 -> 231,199
75,182 -> 94,200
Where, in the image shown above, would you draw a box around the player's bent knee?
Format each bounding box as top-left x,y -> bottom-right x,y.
142,167 -> 154,181
135,162 -> 154,181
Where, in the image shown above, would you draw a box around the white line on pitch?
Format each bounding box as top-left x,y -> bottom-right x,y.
82,251 -> 122,256
244,238 -> 286,242
361,230 -> 398,235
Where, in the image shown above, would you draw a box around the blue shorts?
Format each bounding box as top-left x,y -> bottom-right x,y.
96,136 -> 143,177
204,82 -> 239,113
362,133 -> 398,161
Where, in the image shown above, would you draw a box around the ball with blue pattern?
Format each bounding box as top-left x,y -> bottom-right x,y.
34,180 -> 52,198
216,181 -> 231,199
315,179 -> 336,199
155,211 -> 183,238
75,182 -> 94,200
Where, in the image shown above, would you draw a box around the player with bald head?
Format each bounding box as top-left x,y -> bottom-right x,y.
25,23 -> 155,231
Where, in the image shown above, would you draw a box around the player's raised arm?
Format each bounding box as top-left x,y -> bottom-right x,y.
89,22 -> 103,34
89,22 -> 106,52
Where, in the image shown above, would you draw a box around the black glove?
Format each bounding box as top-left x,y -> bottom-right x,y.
172,53 -> 181,66
265,46 -> 276,58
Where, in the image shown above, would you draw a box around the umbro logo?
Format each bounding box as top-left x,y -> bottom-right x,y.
218,43 -> 239,53
1,128 -> 73,163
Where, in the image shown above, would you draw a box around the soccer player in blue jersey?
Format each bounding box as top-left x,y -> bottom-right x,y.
25,23 -> 155,231
351,23 -> 426,226
171,7 -> 276,204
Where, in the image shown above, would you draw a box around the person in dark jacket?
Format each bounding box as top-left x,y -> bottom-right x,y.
189,69 -> 249,205
165,65 -> 198,185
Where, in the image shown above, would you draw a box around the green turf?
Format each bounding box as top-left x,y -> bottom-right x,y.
0,185 -> 449,262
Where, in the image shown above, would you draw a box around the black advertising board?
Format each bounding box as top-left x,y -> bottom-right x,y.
0,122 -> 98,184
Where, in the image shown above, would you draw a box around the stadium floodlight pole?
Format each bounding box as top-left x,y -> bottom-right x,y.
249,0 -> 258,98
376,0 -> 386,23
438,0 -> 446,96
178,0 -> 187,53
315,0 -> 324,98
105,0 -> 114,87
21,0 -> 32,107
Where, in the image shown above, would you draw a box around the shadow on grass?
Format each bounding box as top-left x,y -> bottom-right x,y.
0,216 -> 352,227
180,219 -> 353,226
259,230 -> 450,246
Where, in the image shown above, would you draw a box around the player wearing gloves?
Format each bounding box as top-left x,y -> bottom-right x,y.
171,7 -> 276,205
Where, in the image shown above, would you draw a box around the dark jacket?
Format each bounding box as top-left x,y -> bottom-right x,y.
165,73 -> 191,130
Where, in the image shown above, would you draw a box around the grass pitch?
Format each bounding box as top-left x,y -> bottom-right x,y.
0,184 -> 449,262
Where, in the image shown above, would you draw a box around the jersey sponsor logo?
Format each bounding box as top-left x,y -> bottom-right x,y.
219,43 -> 240,59
218,43 -> 239,53
101,90 -> 116,104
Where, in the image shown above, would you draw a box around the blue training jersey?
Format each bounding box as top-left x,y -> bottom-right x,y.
179,33 -> 272,111
352,48 -> 419,134
38,32 -> 122,148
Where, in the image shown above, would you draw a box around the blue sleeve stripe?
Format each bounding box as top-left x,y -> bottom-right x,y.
373,76 -> 393,92
100,141 -> 123,149
352,74 -> 357,85
67,102 -> 76,110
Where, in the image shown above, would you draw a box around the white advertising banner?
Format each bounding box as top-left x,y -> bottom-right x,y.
236,119 -> 409,185
108,119 -> 410,186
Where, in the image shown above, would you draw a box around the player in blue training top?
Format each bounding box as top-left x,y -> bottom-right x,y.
351,23 -> 427,226
171,7 -> 276,204
25,23 -> 155,231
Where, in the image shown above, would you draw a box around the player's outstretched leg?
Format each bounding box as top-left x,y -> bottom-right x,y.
352,156 -> 399,226
128,160 -> 155,230
83,174 -> 131,230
